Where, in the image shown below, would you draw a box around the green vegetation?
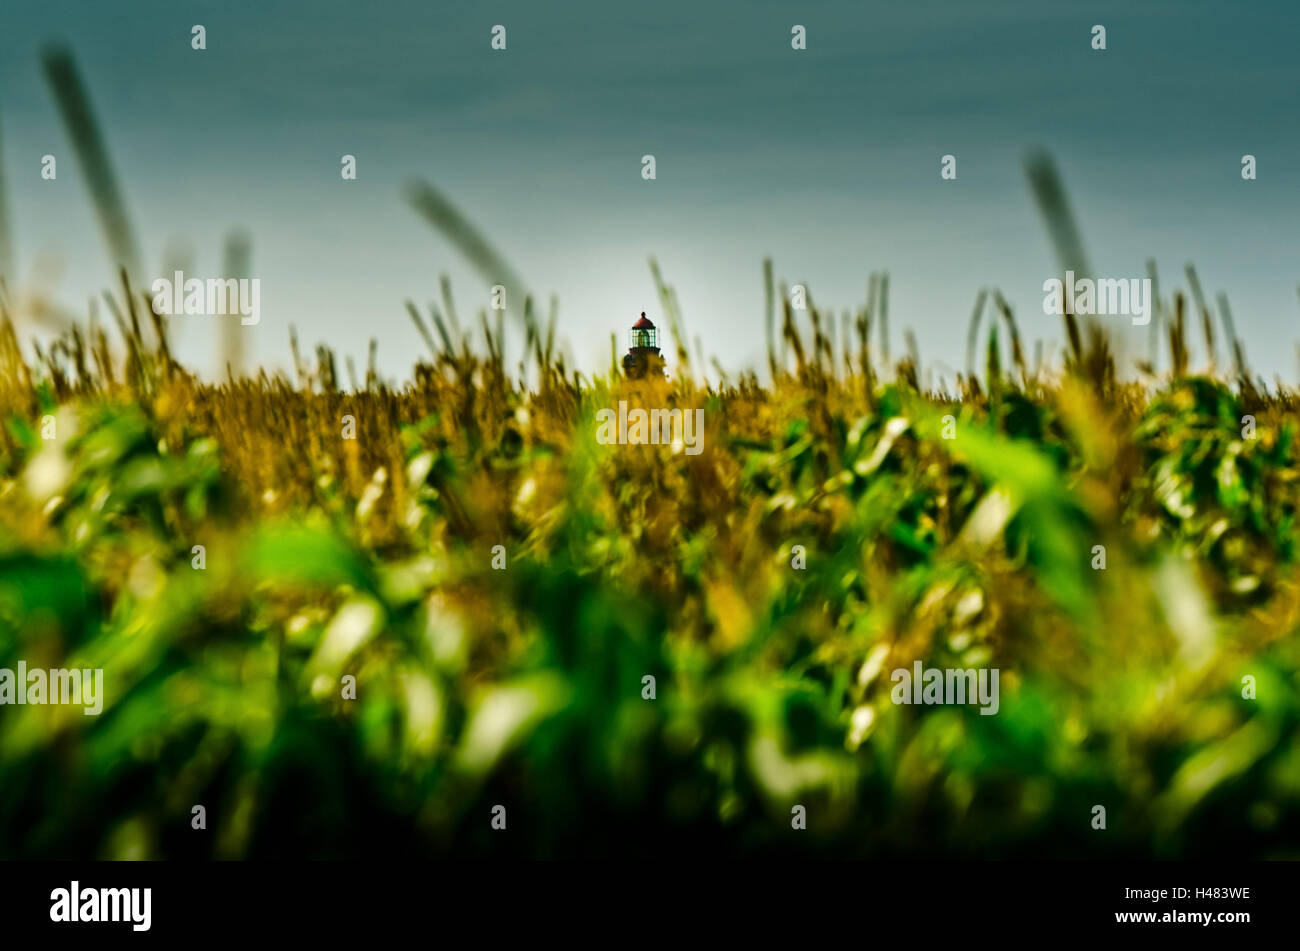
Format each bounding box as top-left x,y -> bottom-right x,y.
1,270 -> 1298,859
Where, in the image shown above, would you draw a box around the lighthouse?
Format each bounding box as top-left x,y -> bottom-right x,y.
622,312 -> 666,379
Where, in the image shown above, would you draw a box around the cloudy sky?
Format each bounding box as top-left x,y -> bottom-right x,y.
1,0 -> 1297,382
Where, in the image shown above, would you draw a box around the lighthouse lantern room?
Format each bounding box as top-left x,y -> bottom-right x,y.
622,312 -> 666,378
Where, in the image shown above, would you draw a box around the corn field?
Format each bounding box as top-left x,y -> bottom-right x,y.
1,256 -> 1298,859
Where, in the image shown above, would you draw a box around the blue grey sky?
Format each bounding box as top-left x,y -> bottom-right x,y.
1,0 -> 1297,381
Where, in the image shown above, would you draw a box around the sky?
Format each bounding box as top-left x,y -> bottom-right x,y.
1,0 -> 1298,383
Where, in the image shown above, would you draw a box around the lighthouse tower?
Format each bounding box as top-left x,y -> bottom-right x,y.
622,312 -> 666,379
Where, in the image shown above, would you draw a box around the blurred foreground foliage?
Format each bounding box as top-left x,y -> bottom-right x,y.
1,283 -> 1300,860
